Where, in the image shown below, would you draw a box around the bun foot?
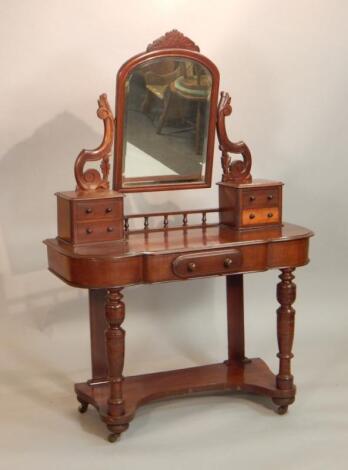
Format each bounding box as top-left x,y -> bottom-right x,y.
78,401 -> 88,414
108,433 -> 120,443
276,405 -> 288,415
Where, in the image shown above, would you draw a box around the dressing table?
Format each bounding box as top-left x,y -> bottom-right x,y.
44,30 -> 313,442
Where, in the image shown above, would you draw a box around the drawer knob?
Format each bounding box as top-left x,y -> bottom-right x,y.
224,257 -> 233,268
106,207 -> 113,213
86,228 -> 93,234
267,194 -> 273,200
249,195 -> 256,202
187,262 -> 196,272
107,226 -> 114,232
249,213 -> 256,220
85,208 -> 93,214
267,212 -> 273,218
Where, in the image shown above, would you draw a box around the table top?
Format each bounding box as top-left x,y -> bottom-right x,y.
44,222 -> 313,288
44,222 -> 313,260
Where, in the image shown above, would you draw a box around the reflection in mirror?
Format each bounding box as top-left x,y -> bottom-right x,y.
122,57 -> 212,188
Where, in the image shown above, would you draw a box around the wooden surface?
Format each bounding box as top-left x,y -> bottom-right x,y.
44,222 -> 313,288
45,30 -> 314,443
226,275 -> 245,362
75,358 -> 295,427
88,289 -> 108,384
219,179 -> 283,230
241,207 -> 280,226
74,94 -> 114,191
217,91 -> 252,183
56,190 -> 124,245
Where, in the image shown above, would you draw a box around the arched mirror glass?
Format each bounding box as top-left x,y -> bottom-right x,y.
120,57 -> 213,190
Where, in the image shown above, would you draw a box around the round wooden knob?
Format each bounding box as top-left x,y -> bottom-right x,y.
107,226 -> 114,232
249,213 -> 256,220
106,207 -> 113,213
267,212 -> 273,218
86,228 -> 93,234
267,194 -> 273,200
249,195 -> 256,202
187,262 -> 196,272
85,208 -> 93,214
224,257 -> 233,268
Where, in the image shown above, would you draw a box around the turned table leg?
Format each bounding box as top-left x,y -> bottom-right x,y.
105,288 -> 129,442
273,268 -> 296,414
226,275 -> 247,363
88,289 -> 108,384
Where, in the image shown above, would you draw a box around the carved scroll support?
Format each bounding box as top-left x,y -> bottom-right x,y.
104,288 -> 129,442
273,268 -> 296,415
216,92 -> 252,184
74,94 -> 114,192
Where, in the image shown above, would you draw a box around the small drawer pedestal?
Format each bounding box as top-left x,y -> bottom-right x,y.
56,190 -> 124,245
218,179 -> 283,230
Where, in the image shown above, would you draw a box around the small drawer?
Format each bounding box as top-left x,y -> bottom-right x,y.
74,220 -> 123,244
75,199 -> 122,221
172,249 -> 242,279
242,207 -> 280,226
242,189 -> 279,208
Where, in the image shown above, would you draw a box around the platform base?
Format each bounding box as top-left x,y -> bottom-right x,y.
75,358 -> 296,441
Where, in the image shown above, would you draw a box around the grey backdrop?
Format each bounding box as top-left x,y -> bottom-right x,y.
1,1 -> 347,469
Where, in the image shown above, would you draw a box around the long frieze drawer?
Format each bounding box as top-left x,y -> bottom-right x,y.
172,249 -> 242,278
74,220 -> 124,244
242,207 -> 280,226
74,199 -> 122,221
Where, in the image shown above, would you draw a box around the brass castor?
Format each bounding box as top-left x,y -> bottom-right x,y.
108,433 -> 120,443
276,405 -> 288,415
106,423 -> 129,442
272,396 -> 294,415
78,401 -> 88,414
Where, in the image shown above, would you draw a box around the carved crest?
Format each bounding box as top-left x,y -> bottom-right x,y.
216,92 -> 252,184
146,30 -> 200,52
74,94 -> 114,192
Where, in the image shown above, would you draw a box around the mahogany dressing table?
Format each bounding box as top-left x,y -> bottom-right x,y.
44,30 -> 313,442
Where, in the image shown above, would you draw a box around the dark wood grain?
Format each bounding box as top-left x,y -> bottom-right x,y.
272,268 -> 297,414
74,94 -> 114,191
44,223 -> 312,288
88,289 -> 108,384
56,190 -> 124,245
172,248 -> 242,278
45,30 -> 314,442
75,358 -> 295,429
104,288 -> 128,441
219,179 -> 283,230
276,267 -> 296,389
146,29 -> 200,52
105,288 -> 125,416
125,208 -> 219,233
217,92 -> 252,184
226,275 -> 245,362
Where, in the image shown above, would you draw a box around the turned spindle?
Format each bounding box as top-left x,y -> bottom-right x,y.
105,288 -> 126,418
276,268 -> 296,391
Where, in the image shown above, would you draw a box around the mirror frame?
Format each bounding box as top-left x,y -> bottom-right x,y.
113,43 -> 220,192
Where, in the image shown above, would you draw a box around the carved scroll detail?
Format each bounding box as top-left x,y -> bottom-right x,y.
74,94 -> 114,191
217,92 -> 252,184
146,29 -> 200,52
